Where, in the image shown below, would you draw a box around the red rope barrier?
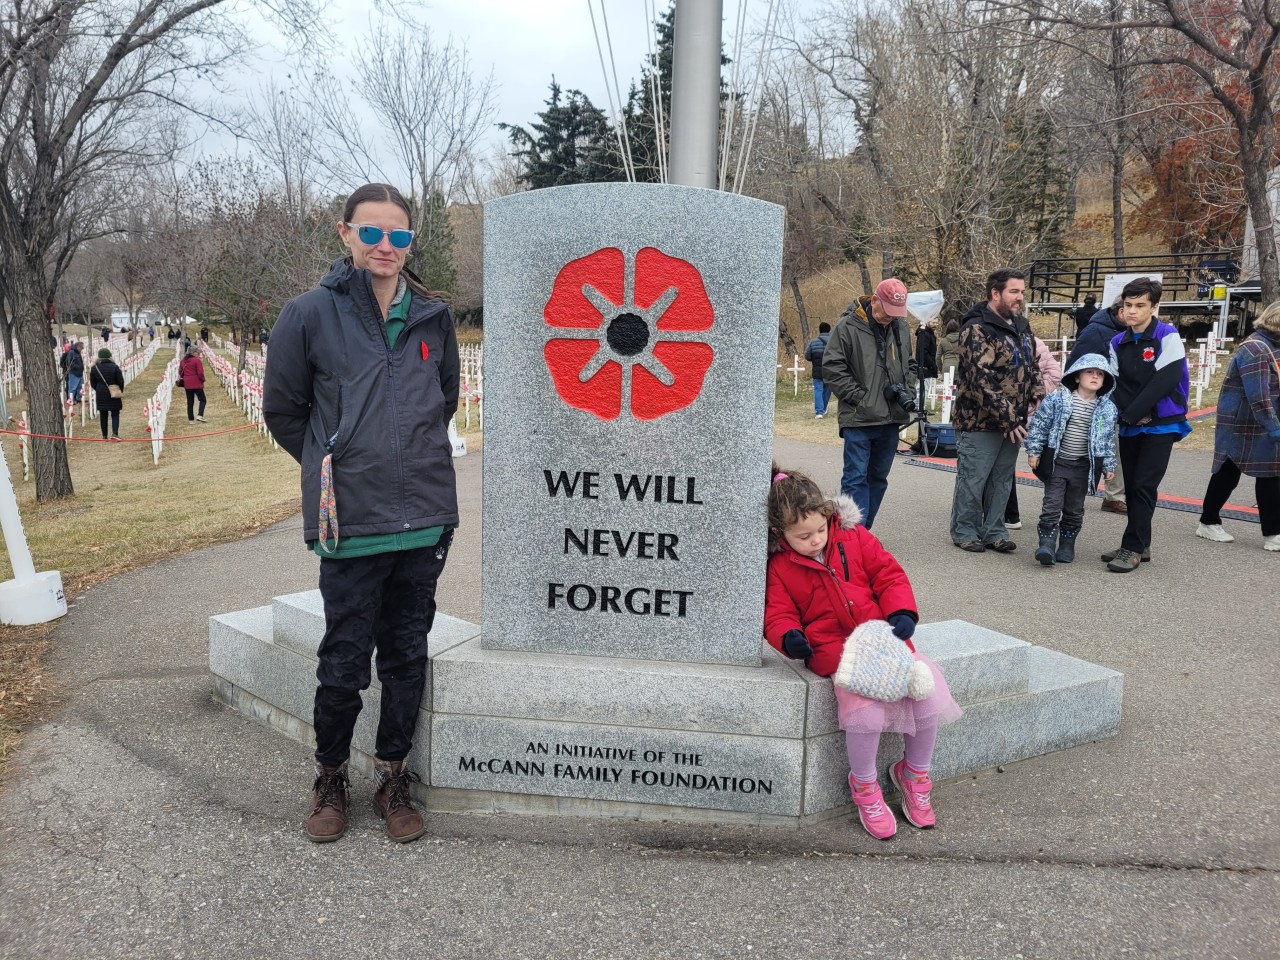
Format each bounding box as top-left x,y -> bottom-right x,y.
0,423 -> 261,443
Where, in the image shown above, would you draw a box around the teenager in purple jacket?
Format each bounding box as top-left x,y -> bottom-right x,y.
1102,278 -> 1190,572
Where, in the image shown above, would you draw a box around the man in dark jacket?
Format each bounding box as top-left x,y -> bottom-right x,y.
263,198 -> 461,846
822,278 -> 918,529
1068,301 -> 1127,513
805,322 -> 832,418
1073,295 -> 1097,336
949,268 -> 1045,552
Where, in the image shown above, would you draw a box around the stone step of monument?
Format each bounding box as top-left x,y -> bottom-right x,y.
802,646 -> 1123,816
269,589 -> 480,661
783,619 -> 1034,738
432,637 -> 808,738
209,602 -> 1121,824
209,606 -> 428,773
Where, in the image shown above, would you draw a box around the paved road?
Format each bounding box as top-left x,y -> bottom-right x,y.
1,438 -> 1275,959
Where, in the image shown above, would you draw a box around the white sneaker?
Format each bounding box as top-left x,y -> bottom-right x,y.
1264,535 -> 1280,552
815,413 -> 824,419
1005,520 -> 1022,530
1196,523 -> 1234,543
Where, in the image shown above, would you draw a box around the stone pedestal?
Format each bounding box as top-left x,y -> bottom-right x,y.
211,594 -> 1123,825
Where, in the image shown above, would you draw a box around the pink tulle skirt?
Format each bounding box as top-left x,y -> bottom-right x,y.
834,654 -> 963,736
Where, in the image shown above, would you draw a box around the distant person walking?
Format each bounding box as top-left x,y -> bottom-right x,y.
64,341 -> 85,402
89,348 -> 124,440
1101,278 -> 1191,573
1194,300 -> 1280,552
805,322 -> 833,418
263,182 -> 461,845
179,345 -> 207,423
199,325 -> 210,343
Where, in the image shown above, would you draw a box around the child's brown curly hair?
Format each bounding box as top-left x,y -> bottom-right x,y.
766,462 -> 835,551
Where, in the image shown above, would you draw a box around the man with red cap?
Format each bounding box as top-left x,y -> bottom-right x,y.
821,278 -> 919,529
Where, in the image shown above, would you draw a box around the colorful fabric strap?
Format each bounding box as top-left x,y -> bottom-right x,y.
318,452 -> 339,554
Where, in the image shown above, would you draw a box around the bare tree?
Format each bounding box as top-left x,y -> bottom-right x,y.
300,20 -> 497,291
993,0 -> 1280,300
794,0 -> 1076,310
0,0 -> 318,500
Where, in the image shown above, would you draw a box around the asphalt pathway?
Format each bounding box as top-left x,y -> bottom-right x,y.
1,437 -> 1276,960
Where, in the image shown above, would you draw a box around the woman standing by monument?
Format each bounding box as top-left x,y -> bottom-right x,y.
263,183 -> 461,844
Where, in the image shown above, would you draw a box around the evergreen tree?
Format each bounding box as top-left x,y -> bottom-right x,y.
621,4 -> 731,184
500,80 -> 626,189
413,190 -> 456,294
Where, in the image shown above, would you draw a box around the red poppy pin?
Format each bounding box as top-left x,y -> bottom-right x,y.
1142,347 -> 1155,361
421,342 -> 430,361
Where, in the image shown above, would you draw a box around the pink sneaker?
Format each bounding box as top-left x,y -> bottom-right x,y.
849,776 -> 897,839
889,759 -> 936,828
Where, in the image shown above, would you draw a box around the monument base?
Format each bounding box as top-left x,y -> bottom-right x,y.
210,591 -> 1123,826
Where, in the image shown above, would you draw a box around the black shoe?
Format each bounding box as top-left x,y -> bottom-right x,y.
954,540 -> 986,553
985,539 -> 1017,553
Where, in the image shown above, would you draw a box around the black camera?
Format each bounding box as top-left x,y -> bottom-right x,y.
884,381 -> 917,413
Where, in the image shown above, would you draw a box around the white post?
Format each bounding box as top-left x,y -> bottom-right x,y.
0,435 -> 67,624
941,367 -> 956,425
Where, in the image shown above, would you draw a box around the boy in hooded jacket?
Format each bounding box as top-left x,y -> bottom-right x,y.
1024,353 -> 1119,564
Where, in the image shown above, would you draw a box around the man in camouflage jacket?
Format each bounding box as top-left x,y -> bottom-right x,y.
949,268 -> 1046,551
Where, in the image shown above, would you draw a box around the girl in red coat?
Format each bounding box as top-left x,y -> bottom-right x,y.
765,465 -> 961,839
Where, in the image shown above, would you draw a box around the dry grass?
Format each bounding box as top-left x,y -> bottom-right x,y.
0,340 -> 487,780
0,346 -> 301,778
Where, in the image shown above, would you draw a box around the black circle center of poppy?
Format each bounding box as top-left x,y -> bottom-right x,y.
606,312 -> 649,356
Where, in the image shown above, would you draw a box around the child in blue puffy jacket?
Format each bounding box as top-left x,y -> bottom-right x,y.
1024,353 -> 1118,565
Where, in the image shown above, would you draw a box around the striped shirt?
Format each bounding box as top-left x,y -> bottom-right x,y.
1060,395 -> 1096,458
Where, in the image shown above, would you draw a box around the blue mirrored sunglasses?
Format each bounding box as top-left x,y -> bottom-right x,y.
347,223 -> 414,249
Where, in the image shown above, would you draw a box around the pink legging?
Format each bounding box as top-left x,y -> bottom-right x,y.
845,719 -> 939,782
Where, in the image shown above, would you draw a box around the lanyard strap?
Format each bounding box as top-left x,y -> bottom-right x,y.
317,453 -> 339,554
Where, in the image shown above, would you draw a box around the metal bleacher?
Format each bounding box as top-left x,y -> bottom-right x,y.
1026,252 -> 1253,337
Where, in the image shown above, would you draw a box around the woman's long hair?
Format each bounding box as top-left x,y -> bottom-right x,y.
342,183 -> 449,302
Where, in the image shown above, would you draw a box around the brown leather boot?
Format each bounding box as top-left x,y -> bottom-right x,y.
373,758 -> 425,843
305,761 -> 349,843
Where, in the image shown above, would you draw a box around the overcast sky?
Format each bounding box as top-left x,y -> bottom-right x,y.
221,0 -> 809,165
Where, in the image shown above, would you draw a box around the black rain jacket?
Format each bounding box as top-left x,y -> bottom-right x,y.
263,258 -> 461,543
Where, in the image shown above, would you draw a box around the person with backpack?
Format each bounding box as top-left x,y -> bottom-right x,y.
805,322 -> 833,418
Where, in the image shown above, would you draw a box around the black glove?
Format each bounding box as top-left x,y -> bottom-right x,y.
781,629 -> 813,661
887,613 -> 916,641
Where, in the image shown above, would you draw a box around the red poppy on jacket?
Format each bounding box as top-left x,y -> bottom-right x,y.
1142,347 -> 1155,361
764,496 -> 918,677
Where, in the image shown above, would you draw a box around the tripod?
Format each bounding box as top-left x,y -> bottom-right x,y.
897,377 -> 938,457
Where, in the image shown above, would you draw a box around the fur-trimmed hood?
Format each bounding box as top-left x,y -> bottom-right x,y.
769,494 -> 863,553
831,493 -> 863,529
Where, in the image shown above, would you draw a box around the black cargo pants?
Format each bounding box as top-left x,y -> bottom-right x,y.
313,533 -> 453,767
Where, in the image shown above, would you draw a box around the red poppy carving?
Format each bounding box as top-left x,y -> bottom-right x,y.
544,246 -> 715,421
